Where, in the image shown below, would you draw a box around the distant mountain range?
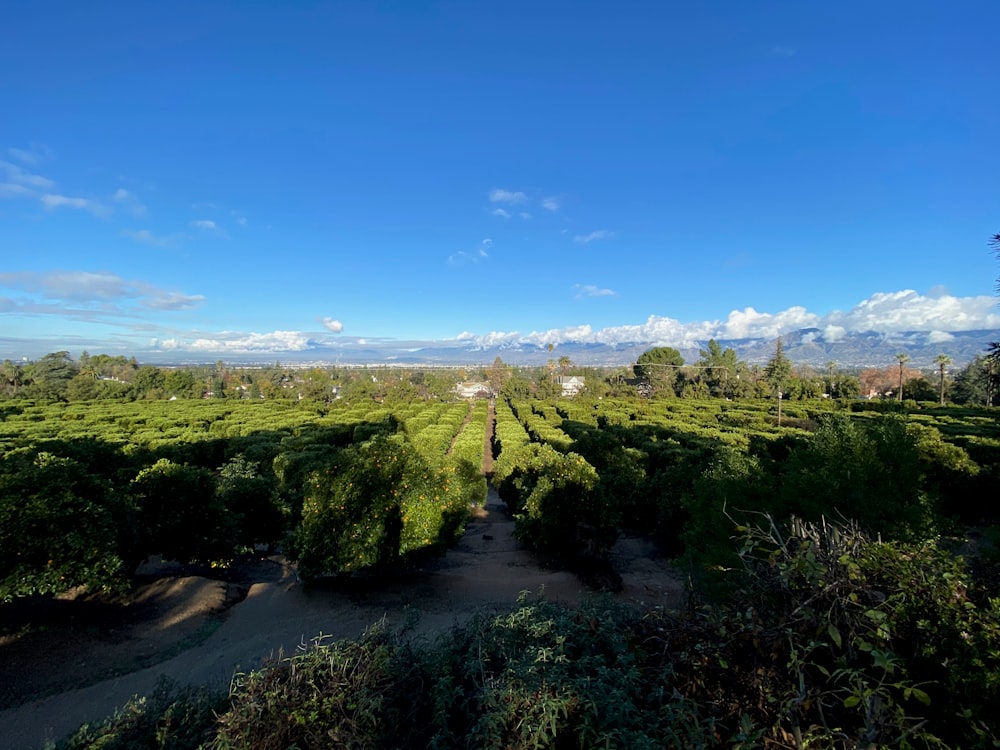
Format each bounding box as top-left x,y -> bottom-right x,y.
144,328 -> 999,371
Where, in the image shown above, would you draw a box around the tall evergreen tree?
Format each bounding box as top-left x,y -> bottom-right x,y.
765,337 -> 793,424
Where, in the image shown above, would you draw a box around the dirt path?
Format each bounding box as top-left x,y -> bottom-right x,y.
0,484 -> 683,750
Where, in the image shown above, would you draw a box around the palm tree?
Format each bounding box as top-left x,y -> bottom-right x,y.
895,353 -> 910,402
934,353 -> 952,406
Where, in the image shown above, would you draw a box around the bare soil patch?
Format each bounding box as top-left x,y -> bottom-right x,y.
0,487 -> 683,750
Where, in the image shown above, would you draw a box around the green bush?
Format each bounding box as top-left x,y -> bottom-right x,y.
215,455 -> 286,550
287,434 -> 470,581
286,436 -> 407,580
211,624 -> 421,750
0,450 -> 130,601
55,679 -> 224,750
780,414 -> 933,539
496,443 -> 612,559
724,515 -> 1000,747
130,459 -> 236,564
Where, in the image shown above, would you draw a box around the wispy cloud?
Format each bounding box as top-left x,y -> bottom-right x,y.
491,208 -> 511,219
769,46 -> 797,57
144,290 -> 205,311
191,219 -> 218,230
0,159 -> 55,190
573,284 -> 617,298
489,188 -> 528,204
41,193 -> 111,217
0,183 -> 33,198
542,197 -> 559,212
321,317 -> 344,333
121,229 -> 176,248
112,187 -> 147,216
574,229 -> 615,244
7,143 -> 54,165
0,270 -> 204,312
449,238 -> 492,266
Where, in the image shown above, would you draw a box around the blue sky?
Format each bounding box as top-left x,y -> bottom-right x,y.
2,1 -> 999,361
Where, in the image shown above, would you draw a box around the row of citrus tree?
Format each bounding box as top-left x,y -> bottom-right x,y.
0,398 -> 487,602
489,394 -> 998,578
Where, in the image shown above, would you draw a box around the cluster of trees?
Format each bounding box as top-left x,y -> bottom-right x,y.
631,339 -> 998,406
0,355 -> 470,404
49,393 -> 1000,748
3,343 -> 997,409
0,399 -> 487,602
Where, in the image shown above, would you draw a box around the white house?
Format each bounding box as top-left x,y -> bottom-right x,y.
557,375 -> 585,397
454,381 -> 492,399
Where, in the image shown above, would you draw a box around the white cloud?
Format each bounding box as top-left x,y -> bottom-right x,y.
321,317 -> 344,333
573,284 -> 617,298
144,290 -> 205,310
519,212 -> 532,220
0,183 -> 32,198
825,289 -> 1000,333
574,230 -> 615,244
41,193 -> 110,217
927,330 -> 955,344
113,187 -> 147,216
449,239 -> 492,266
489,188 -> 528,204
122,229 -> 175,248
0,270 -> 204,311
192,219 -> 217,230
455,289 -> 1000,352
0,159 -> 54,189
542,197 -> 559,212
7,144 -> 54,165
719,305 -> 818,339
185,331 -> 314,352
823,325 -> 847,343
491,208 -> 511,219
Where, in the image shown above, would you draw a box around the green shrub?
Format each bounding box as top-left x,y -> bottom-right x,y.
55,678 -> 224,750
130,459 -> 236,564
497,443 -> 612,559
211,624 -> 421,750
0,449 -> 130,601
286,436 -> 407,580
215,455 -> 286,550
780,414 -> 934,539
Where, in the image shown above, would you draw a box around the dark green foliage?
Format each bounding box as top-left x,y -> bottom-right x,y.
681,447 -> 774,574
495,443 -> 614,559
0,450 -> 129,601
55,678 -> 225,750
284,431 -> 470,581
724,516 -> 1000,747
52,514 -> 1000,749
216,455 -> 286,550
24,351 -> 78,401
130,459 -> 236,563
780,414 -> 932,539
285,436 -> 406,580
634,346 -> 684,396
212,624 -> 418,749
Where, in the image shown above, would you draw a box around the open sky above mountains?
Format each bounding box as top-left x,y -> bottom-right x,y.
1,1 -> 998,362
